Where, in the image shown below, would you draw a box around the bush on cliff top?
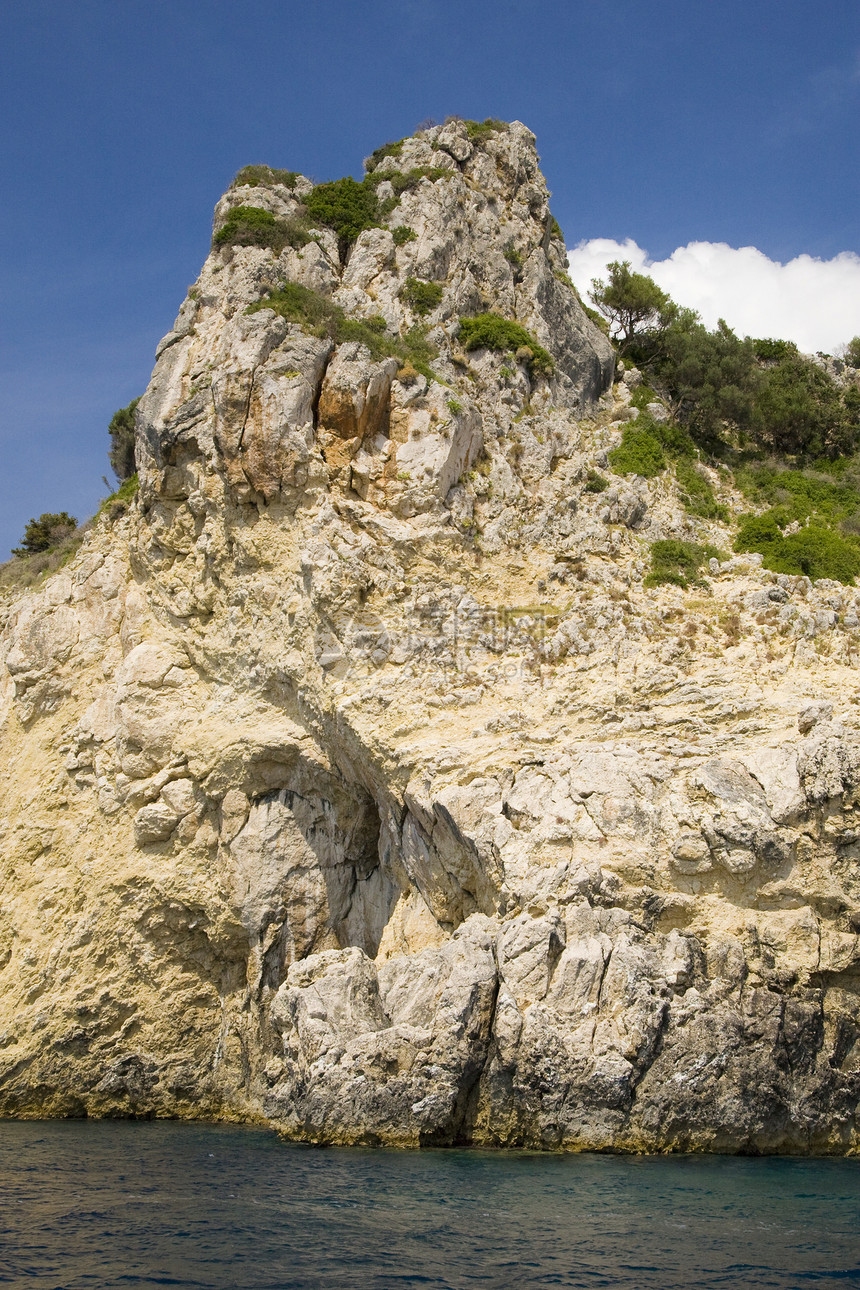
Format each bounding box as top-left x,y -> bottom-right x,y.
364,139 -> 404,173
213,205 -> 314,254
463,118 -> 506,141
301,168 -> 450,254
231,165 -> 299,190
304,177 -> 381,254
369,167 -> 450,218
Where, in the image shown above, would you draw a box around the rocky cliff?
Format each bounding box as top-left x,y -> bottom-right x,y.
2,119 -> 860,1152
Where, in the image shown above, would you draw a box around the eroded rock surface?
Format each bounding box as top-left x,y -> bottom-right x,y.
2,120 -> 860,1151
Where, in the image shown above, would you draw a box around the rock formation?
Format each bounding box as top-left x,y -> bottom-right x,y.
2,119 -> 860,1151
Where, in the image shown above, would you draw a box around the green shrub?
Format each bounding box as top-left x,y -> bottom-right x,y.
583,303 -> 610,336
549,217 -> 564,242
302,168 -> 450,254
628,383 -> 659,410
636,315 -> 858,460
447,398 -> 463,415
371,166 -> 449,218
734,515 -> 860,584
645,317 -> 759,443
13,511 -> 78,557
400,277 -> 443,315
231,165 -> 299,190
98,474 -> 139,521
504,246 -> 523,269
735,461 -> 860,526
392,225 -> 416,245
364,139 -> 404,172
400,325 -> 440,384
458,312 -> 554,378
584,469 -> 608,493
1,530 -> 86,589
658,419 -> 698,457
753,337 -> 798,362
464,118 -> 506,141
674,457 -> 729,521
608,412 -> 725,518
645,538 -> 724,588
213,205 -> 312,253
248,280 -> 338,331
608,420 -> 666,477
108,396 -> 139,482
304,177 -> 381,254
732,461 -> 860,581
248,282 -> 440,383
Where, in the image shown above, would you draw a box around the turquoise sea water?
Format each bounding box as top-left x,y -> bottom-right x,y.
0,1122 -> 859,1288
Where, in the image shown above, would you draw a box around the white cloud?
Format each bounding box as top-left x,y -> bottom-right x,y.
568,237 -> 860,355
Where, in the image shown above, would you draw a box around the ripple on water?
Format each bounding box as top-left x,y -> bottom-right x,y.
0,1123 -> 859,1288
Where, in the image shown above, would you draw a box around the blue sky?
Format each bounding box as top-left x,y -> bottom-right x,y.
1,0 -> 859,559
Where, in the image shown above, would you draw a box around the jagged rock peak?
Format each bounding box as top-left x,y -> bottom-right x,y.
137,118 -> 613,515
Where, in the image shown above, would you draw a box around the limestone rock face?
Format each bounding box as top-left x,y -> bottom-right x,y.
2,121 -> 860,1151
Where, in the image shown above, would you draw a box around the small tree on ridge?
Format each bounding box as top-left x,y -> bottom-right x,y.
590,260 -> 678,350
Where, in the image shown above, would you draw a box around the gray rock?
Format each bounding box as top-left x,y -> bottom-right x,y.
798,701 -> 833,733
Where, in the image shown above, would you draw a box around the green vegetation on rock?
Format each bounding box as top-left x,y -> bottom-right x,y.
608,420 -> 667,478
301,168 -> 450,255
753,349 -> 856,458
582,303 -> 610,335
731,462 -> 860,582
231,165 -> 299,190
247,281 -> 440,383
628,383 -> 660,411
463,118 -> 506,142
590,257 -> 860,580
844,337 -> 860,368
753,337 -> 798,362
370,167 -> 450,218
108,397 -> 139,482
734,515 -> 860,583
584,469 -> 608,493
675,457 -> 729,521
645,538 -> 725,589
400,277 -> 443,315
609,410 -> 727,519
608,411 -> 697,476
458,313 -> 553,378
304,177 -> 381,254
98,474 -> 139,522
213,205 -> 313,254
364,139 -> 404,172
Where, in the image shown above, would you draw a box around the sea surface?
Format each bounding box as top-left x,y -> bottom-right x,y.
0,1121 -> 859,1288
